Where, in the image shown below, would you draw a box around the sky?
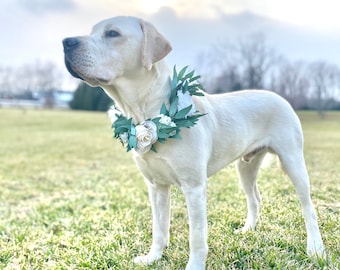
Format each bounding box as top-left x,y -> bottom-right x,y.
1,0 -> 340,90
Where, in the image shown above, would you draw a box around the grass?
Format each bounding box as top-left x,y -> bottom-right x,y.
0,108 -> 339,269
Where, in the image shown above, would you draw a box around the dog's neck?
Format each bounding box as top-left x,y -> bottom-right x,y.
102,61 -> 171,124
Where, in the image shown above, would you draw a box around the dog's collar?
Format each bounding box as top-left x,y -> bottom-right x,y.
108,66 -> 206,155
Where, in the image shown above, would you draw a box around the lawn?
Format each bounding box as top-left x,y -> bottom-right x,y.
0,108 -> 339,269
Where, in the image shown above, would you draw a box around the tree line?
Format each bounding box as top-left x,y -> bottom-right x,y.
197,34 -> 340,113
0,61 -> 111,111
1,34 -> 340,112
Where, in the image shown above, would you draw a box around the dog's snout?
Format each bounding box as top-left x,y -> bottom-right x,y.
63,37 -> 80,52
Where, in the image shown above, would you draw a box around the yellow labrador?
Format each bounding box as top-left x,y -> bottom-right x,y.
63,16 -> 324,269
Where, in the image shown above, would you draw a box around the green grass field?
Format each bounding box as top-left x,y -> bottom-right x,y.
0,109 -> 339,269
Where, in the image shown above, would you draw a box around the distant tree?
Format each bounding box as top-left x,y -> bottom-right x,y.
70,82 -> 112,111
270,60 -> 310,109
211,69 -> 243,93
0,61 -> 63,107
238,34 -> 278,89
0,67 -> 16,98
198,34 -> 278,93
308,61 -> 340,116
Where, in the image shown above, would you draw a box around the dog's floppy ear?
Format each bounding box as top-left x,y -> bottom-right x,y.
139,19 -> 172,70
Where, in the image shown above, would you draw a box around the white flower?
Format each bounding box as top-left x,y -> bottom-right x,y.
107,105 -> 121,123
119,132 -> 129,144
135,120 -> 158,154
177,90 -> 196,116
159,114 -> 176,127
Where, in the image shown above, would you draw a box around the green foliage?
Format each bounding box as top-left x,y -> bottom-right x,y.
0,109 -> 339,269
70,82 -> 112,111
112,115 -> 137,151
111,66 -> 206,152
170,65 -> 204,96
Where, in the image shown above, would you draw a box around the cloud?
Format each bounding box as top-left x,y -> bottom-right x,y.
19,0 -> 76,15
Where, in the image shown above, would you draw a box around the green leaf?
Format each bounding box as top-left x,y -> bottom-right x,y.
158,138 -> 166,144
182,80 -> 188,93
192,91 -> 205,96
128,134 -> 137,149
130,125 -> 136,136
178,66 -> 188,80
169,96 -> 178,117
159,126 -> 177,134
160,103 -> 168,115
172,133 -> 182,140
183,69 -> 195,80
175,118 -> 197,128
158,132 -> 170,139
175,105 -> 192,119
188,83 -> 201,89
115,127 -> 128,134
189,75 -> 201,82
171,66 -> 178,90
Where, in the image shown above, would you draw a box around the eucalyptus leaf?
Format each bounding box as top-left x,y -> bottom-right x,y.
158,132 -> 170,139
182,81 -> 188,93
111,65 -> 206,154
178,66 -> 188,80
189,75 -> 201,82
171,66 -> 178,90
184,69 -> 195,80
175,105 -> 192,119
169,96 -> 178,117
172,133 -> 182,139
159,126 -> 177,133
192,91 -> 205,96
130,125 -> 136,136
128,134 -> 137,148
158,138 -> 166,143
160,103 -> 168,115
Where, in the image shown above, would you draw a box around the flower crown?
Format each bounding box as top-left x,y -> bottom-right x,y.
108,66 -> 206,154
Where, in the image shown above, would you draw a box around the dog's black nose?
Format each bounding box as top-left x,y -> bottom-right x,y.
63,37 -> 80,51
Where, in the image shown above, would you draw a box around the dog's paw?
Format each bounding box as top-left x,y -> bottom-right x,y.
234,224 -> 254,234
133,253 -> 162,265
307,242 -> 325,258
185,259 -> 205,270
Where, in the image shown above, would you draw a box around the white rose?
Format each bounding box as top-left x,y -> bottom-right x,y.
177,90 -> 196,116
135,120 -> 158,154
159,114 -> 176,127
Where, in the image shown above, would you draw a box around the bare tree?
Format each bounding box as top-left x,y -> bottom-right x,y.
16,61 -> 61,90
197,33 -> 279,93
0,61 -> 62,107
0,67 -> 16,98
308,61 -> 340,116
238,33 -> 279,89
270,60 -> 310,109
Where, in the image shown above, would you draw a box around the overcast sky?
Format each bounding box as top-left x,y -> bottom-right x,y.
1,0 -> 340,89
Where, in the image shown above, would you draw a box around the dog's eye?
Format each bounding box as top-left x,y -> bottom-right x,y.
105,30 -> 120,38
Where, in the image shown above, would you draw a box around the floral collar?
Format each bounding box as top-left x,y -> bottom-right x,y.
108,66 -> 206,155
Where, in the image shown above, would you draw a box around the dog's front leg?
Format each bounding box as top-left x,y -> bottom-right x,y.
134,181 -> 170,264
182,183 -> 208,270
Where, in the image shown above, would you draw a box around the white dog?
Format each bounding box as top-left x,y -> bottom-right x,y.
63,16 -> 324,269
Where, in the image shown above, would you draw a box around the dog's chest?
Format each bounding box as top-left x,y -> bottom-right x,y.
133,154 -> 180,186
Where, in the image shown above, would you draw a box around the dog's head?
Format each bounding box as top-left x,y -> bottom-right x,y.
63,16 -> 172,86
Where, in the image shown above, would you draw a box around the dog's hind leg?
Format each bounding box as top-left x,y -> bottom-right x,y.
236,151 -> 266,233
278,152 -> 324,257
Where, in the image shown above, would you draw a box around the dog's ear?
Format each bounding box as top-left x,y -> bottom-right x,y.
139,19 -> 172,70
